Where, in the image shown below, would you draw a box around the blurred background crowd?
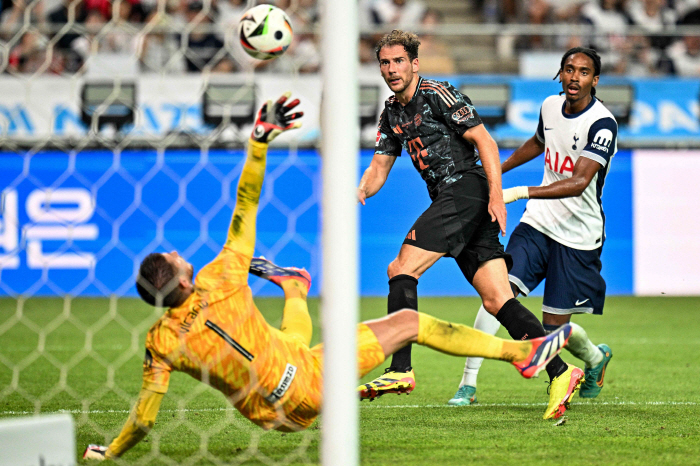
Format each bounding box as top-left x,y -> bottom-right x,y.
1,0 -> 700,76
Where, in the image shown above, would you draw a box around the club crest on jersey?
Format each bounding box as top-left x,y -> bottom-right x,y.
414,113 -> 422,126
591,129 -> 613,153
572,134 -> 579,150
451,104 -> 475,123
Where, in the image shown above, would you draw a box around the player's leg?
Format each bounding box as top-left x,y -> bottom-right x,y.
447,304 -> 500,406
357,310 -> 572,399
450,222 -> 551,405
542,243 -> 611,399
249,257 -> 313,346
356,244 -> 443,399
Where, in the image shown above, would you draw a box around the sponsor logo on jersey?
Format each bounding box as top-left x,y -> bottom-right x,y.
544,148 -> 574,175
451,104 -> 475,123
265,363 -> 297,403
591,129 -> 613,153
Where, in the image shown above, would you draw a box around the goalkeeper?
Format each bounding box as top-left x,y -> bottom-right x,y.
83,94 -> 571,460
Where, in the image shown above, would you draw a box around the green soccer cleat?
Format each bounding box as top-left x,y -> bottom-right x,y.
447,385 -> 477,406
579,344 -> 613,398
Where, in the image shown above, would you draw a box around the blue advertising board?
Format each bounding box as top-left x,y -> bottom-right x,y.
0,147 -> 633,298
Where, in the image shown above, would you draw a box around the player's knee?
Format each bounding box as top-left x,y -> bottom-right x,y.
387,259 -> 400,278
390,309 -> 419,340
482,297 -> 508,316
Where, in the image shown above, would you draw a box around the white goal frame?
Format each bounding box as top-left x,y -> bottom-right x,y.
320,0 -> 360,465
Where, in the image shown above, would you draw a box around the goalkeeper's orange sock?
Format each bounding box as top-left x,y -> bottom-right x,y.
416,312 -> 530,362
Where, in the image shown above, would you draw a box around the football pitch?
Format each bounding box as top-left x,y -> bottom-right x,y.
1,296 -> 699,465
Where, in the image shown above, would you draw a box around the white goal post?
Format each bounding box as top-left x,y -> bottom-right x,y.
320,0 -> 360,465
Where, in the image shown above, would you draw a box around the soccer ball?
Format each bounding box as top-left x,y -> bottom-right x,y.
238,4 -> 293,60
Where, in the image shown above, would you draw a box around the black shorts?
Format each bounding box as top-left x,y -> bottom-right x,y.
402,173 -> 511,284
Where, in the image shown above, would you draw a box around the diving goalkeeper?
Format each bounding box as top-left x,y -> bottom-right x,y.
83,94 -> 572,460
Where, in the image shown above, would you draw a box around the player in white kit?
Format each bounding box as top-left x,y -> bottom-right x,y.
448,47 -> 615,419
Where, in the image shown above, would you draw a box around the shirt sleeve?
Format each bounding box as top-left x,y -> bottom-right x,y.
581,117 -> 618,167
142,345 -> 172,394
536,108 -> 545,143
427,81 -> 483,135
374,108 -> 402,157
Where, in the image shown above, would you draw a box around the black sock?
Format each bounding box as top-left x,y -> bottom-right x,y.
387,274 -> 418,372
543,324 -> 559,334
494,298 -> 568,380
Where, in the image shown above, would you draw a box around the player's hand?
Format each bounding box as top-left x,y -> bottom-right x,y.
503,186 -> 529,204
357,188 -> 367,205
251,92 -> 303,144
83,445 -> 108,461
488,194 -> 507,237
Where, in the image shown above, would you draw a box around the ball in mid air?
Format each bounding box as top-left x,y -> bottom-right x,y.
238,4 -> 293,60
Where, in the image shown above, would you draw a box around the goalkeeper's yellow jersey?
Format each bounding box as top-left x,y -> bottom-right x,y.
142,245 -> 323,431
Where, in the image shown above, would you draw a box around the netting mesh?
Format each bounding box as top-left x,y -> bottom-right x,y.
0,1 -> 323,462
0,144 -> 320,462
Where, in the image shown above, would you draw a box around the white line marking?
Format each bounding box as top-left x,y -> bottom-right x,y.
0,400 -> 696,416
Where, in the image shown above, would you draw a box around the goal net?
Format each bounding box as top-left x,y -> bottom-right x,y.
0,0 -> 368,463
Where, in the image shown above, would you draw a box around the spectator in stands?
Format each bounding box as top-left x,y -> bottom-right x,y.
47,0 -> 87,50
626,0 -> 676,49
181,0 -> 233,72
1,0 -> 45,39
7,30 -> 63,74
579,0 -> 631,72
135,9 -> 185,73
666,8 -> 700,75
367,0 -> 426,28
415,8 -> 455,74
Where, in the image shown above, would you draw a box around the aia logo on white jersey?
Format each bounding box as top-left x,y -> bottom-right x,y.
591,129 -> 613,153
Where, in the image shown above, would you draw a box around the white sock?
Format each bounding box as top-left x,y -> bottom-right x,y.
459,304 -> 501,388
565,322 -> 604,369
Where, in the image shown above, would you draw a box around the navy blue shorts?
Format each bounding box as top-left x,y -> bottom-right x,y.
506,223 -> 606,315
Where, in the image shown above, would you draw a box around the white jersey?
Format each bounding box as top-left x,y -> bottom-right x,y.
521,94 -> 618,250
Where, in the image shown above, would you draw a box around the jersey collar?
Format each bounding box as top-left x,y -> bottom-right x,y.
561,95 -> 597,119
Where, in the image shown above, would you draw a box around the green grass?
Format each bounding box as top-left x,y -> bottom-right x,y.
1,296 -> 699,465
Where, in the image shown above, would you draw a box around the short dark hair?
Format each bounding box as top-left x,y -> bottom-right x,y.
554,47 -> 602,96
375,29 -> 421,62
136,253 -> 184,308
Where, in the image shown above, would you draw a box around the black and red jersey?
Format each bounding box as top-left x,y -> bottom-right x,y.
375,77 -> 485,200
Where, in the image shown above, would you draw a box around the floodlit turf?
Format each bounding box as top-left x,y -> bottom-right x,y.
1,296 -> 699,465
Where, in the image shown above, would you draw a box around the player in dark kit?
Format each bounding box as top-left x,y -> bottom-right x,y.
356,30 -> 582,419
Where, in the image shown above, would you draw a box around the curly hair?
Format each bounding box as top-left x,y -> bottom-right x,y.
375,29 -> 421,62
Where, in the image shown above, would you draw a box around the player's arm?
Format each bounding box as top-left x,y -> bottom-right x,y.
223,93 -> 303,257
357,153 -> 397,205
83,388 -> 165,461
503,117 -> 616,203
527,157 -> 600,199
501,135 -> 545,174
359,109 -> 401,204
462,124 -> 507,236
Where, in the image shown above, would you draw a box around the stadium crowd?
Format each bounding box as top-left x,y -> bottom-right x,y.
1,0 -> 699,75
